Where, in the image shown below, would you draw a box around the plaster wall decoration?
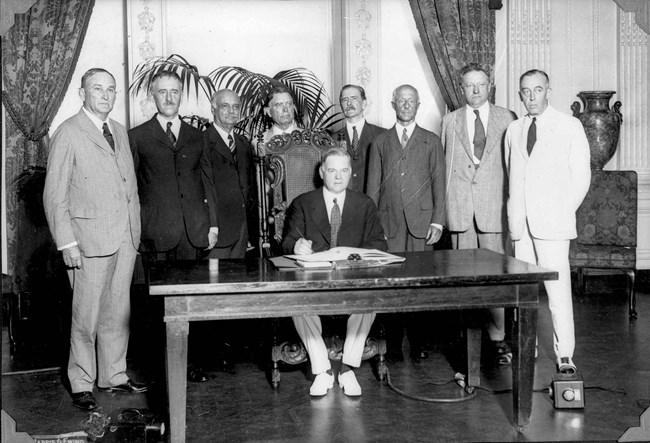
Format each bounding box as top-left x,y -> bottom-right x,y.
507,0 -> 551,116
618,11 -> 648,170
354,0 -> 372,86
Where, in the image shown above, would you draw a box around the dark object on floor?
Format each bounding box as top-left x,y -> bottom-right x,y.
102,408 -> 165,443
188,365 -> 208,383
80,411 -> 110,440
550,371 -> 585,409
493,340 -> 513,365
98,379 -> 147,393
71,391 -> 97,411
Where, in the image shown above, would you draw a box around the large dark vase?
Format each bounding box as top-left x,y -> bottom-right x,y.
571,91 -> 623,170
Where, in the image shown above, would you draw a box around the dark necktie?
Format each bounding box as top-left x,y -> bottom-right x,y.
401,128 -> 409,148
527,117 -> 537,156
351,126 -> 359,157
473,109 -> 486,161
166,121 -> 177,147
102,123 -> 115,151
330,198 -> 341,248
228,134 -> 237,163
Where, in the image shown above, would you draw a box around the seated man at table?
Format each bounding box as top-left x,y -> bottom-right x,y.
282,147 -> 387,397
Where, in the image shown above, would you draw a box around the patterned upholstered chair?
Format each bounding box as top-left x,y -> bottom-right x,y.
262,129 -> 386,387
569,170 -> 638,318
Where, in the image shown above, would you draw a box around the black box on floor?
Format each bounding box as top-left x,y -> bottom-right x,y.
550,372 -> 585,409
100,409 -> 165,442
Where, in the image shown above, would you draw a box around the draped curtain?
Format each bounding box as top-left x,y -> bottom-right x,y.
409,0 -> 497,112
1,0 -> 95,292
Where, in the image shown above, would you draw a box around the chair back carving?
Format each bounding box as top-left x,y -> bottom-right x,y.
265,129 -> 336,246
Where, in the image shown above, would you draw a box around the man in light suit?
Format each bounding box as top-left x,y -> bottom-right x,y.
283,147 -> 387,397
505,69 -> 591,374
262,85 -> 301,143
43,68 -> 145,411
129,70 -> 218,382
441,64 -> 517,365
205,89 -> 258,259
366,84 -> 446,361
332,84 -> 385,193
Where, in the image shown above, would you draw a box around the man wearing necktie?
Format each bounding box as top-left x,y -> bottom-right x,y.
262,85 -> 302,143
505,69 -> 591,374
44,68 -> 144,411
441,64 -> 517,365
283,148 -> 386,397
366,84 -> 446,362
332,84 -> 385,193
128,70 -> 219,382
204,89 -> 257,259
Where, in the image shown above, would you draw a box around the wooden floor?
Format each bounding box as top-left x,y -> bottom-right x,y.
2,273 -> 649,442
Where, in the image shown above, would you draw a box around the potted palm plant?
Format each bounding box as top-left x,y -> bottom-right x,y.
129,54 -> 343,138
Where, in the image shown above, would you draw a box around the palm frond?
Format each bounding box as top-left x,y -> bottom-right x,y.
129,54 -> 216,102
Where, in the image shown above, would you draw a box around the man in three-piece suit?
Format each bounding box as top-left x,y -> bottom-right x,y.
332,84 -> 385,193
505,69 -> 590,374
205,89 -> 257,259
441,63 -> 517,365
366,84 -> 446,361
128,70 -> 218,382
283,147 -> 387,397
44,68 -> 145,411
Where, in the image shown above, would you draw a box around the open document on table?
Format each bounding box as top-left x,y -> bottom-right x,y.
268,247 -> 406,270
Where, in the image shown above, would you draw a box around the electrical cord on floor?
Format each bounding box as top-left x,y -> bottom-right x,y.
474,384 -> 627,396
385,367 -> 477,403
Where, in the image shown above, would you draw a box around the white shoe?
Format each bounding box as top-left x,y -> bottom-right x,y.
338,370 -> 362,396
310,372 -> 334,396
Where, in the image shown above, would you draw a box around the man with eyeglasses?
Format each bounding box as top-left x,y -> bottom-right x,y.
505,69 -> 590,374
262,85 -> 301,143
366,84 -> 446,362
129,70 -> 219,382
331,84 -> 386,193
441,63 -> 517,365
283,147 -> 387,397
204,89 -> 257,259
44,68 -> 144,411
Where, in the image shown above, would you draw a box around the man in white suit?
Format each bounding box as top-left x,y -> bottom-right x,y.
44,68 -> 145,411
441,63 -> 517,365
505,69 -> 591,374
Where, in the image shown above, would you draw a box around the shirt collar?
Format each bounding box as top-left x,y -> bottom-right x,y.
156,114 -> 180,134
81,106 -> 111,133
322,187 -> 346,207
395,121 -> 416,138
213,123 -> 234,145
346,119 -> 366,137
271,122 -> 297,136
466,101 -> 490,119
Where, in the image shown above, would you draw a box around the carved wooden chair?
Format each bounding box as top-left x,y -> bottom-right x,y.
261,129 -> 386,388
569,170 -> 638,318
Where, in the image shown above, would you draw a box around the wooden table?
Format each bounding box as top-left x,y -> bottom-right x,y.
149,249 -> 557,443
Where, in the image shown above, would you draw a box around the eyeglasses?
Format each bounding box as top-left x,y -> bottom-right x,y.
272,102 -> 293,111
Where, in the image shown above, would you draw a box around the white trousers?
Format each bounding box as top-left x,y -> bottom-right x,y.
67,229 -> 137,393
292,313 -> 375,375
452,222 -> 506,342
514,225 -> 575,358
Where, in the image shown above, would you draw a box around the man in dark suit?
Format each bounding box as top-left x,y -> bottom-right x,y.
44,68 -> 144,411
366,84 -> 446,361
129,70 -> 218,382
204,89 -> 257,259
332,84 -> 385,193
283,147 -> 387,397
442,63 -> 517,364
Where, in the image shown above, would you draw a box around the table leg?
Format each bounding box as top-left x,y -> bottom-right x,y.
166,321 -> 189,443
511,304 -> 538,431
465,326 -> 481,392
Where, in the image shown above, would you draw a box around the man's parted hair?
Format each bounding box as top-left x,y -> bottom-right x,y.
519,69 -> 550,86
458,63 -> 490,84
339,84 -> 367,102
265,84 -> 294,106
149,70 -> 182,89
80,68 -> 115,88
320,147 -> 350,169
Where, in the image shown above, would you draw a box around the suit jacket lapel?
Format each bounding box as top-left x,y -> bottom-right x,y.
76,109 -> 113,154
147,116 -> 178,152
311,192 -> 331,245
454,111 -> 473,160
483,105 -> 502,159
175,120 -> 192,151
208,126 -> 235,164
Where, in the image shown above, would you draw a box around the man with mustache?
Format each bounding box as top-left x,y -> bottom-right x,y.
129,70 -> 219,382
331,84 -> 385,193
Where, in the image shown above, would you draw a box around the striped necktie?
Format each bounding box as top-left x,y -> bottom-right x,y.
228,134 -> 237,163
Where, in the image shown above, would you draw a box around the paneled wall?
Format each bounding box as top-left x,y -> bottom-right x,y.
496,0 -> 649,269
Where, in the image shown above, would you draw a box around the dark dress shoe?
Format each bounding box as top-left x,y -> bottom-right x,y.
98,379 -> 147,393
72,391 -> 97,411
188,365 -> 208,382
